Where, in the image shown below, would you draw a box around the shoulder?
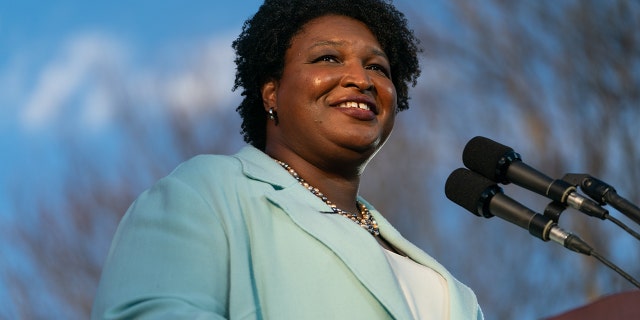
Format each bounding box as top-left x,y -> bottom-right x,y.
166,145 -> 260,188
158,145 -> 278,199
168,145 -> 269,182
172,153 -> 240,179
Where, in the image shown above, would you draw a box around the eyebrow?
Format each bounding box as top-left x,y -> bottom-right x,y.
308,40 -> 388,59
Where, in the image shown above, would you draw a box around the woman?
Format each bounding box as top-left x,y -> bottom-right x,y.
92,0 -> 483,319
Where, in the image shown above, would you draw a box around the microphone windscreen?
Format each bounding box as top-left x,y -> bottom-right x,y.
445,168 -> 496,216
462,136 -> 512,181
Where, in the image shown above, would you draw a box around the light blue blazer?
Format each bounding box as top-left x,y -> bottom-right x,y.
92,146 -> 483,319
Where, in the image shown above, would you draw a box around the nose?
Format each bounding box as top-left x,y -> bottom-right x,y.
340,63 -> 374,92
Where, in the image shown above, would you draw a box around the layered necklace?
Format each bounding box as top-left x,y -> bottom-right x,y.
275,160 -> 380,237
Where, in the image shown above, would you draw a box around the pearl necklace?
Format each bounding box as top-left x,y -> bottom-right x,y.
275,160 -> 380,237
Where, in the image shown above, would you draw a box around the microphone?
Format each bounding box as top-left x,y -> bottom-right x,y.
445,168 -> 593,255
462,136 -> 609,220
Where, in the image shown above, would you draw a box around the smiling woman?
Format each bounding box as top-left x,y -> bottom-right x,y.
91,0 -> 483,319
262,15 -> 398,181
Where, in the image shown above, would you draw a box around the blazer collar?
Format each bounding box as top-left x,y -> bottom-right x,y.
233,146 -> 414,319
234,145 -> 294,189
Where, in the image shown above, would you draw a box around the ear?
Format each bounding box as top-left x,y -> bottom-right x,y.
261,79 -> 278,112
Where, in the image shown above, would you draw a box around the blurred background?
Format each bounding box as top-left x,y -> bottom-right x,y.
2,0 -> 639,319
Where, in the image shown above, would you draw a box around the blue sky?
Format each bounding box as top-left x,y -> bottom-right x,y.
1,0 -> 264,213
2,1 -> 261,47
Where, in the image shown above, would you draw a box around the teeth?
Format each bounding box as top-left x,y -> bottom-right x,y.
337,101 -> 370,111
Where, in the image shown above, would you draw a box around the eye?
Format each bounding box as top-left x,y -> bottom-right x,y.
313,55 -> 340,63
366,64 -> 391,78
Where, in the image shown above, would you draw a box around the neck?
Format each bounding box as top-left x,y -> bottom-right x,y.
266,147 -> 362,213
294,162 -> 362,214
271,152 -> 381,238
318,175 -> 361,214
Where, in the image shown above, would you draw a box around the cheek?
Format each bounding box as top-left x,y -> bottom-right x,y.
387,86 -> 397,103
311,72 -> 341,92
381,82 -> 398,111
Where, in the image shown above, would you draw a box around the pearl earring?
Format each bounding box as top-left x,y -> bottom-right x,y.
268,108 -> 279,125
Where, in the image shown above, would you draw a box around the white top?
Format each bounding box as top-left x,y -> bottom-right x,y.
383,249 -> 450,319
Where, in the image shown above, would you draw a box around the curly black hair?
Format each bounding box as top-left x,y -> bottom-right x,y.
232,0 -> 422,150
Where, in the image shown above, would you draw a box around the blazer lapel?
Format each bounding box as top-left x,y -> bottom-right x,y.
235,146 -> 413,319
265,187 -> 414,320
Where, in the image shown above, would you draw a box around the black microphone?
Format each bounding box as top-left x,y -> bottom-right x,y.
445,168 -> 593,255
462,136 -> 609,220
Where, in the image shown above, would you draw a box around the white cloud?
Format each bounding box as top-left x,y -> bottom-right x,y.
20,33 -> 126,131
162,32 -> 240,117
80,85 -> 113,131
17,30 -> 240,132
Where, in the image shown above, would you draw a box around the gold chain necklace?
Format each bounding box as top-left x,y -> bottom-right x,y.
275,160 -> 380,237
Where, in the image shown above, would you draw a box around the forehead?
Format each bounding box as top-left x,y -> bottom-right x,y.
291,14 -> 383,50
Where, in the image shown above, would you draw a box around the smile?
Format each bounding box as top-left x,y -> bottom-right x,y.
336,101 -> 371,111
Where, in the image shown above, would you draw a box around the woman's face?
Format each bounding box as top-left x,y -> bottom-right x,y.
263,14 -> 397,166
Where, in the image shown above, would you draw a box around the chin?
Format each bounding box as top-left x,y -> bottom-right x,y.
347,141 -> 383,161
337,132 -> 390,161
